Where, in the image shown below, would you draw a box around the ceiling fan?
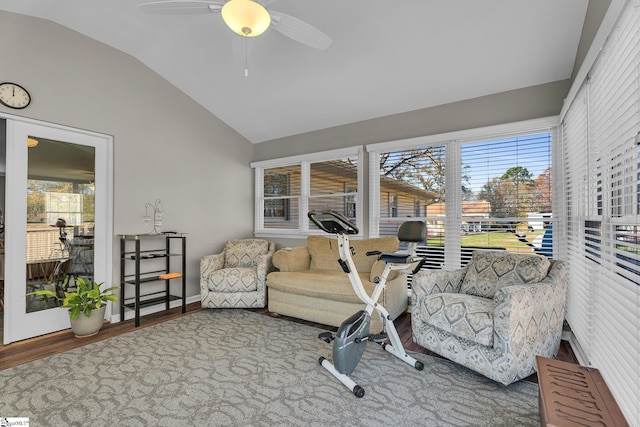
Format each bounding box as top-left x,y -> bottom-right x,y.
138,0 -> 333,50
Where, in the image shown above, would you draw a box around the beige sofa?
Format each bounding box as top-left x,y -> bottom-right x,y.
266,235 -> 409,332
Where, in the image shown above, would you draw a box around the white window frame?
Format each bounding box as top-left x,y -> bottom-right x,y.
251,146 -> 363,237
367,116 -> 559,270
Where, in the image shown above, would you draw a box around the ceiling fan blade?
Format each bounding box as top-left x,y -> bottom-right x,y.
270,11 -> 332,50
138,0 -> 223,15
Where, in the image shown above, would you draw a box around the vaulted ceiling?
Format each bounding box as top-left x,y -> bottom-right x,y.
0,0 -> 589,143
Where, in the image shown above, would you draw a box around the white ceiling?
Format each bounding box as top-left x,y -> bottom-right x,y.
0,0 -> 589,144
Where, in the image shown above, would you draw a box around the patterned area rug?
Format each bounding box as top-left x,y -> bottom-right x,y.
0,310 -> 539,426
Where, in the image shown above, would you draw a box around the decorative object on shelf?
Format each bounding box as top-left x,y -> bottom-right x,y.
0,82 -> 31,109
27,277 -> 119,338
143,199 -> 165,234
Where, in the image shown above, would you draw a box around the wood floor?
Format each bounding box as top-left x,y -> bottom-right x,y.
0,302 -> 577,385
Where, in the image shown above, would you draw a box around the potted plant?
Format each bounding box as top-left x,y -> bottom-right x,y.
28,277 -> 119,337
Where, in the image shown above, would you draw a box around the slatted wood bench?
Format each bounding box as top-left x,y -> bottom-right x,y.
536,356 -> 628,427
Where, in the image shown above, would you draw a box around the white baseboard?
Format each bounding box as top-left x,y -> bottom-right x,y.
564,331 -> 590,366
109,294 -> 201,323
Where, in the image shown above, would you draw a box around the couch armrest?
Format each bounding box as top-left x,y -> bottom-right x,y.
411,269 -> 465,307
493,260 -> 568,355
255,250 -> 275,283
200,252 -> 225,279
272,246 -> 310,272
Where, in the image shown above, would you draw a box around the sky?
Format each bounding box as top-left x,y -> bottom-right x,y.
461,132 -> 552,193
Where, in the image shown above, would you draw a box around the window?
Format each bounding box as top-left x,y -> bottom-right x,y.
414,199 -> 421,217
264,172 -> 290,220
262,167 -> 298,229
26,180 -> 93,262
368,118 -> 557,269
252,147 -> 362,236
45,192 -> 83,226
344,184 -> 356,218
461,133 -> 553,260
377,146 -> 445,237
308,157 -> 359,219
388,194 -> 398,218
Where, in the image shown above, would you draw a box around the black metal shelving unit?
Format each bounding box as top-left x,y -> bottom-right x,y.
119,233 -> 186,327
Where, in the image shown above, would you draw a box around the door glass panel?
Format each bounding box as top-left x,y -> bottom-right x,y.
25,137 -> 95,313
1,119 -> 5,341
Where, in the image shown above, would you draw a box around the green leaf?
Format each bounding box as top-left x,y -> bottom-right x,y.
69,306 -> 81,320
26,289 -> 57,298
63,294 -> 77,307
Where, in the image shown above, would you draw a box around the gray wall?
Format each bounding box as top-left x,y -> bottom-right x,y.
0,11 -> 255,310
253,80 -> 571,161
572,0 -> 612,80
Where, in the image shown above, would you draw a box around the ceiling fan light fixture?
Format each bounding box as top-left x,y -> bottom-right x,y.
221,0 -> 271,37
27,137 -> 39,148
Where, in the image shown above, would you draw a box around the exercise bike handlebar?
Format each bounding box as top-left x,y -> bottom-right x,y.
308,210 -> 359,235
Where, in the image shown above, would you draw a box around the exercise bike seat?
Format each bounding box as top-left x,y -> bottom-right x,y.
379,252 -> 413,264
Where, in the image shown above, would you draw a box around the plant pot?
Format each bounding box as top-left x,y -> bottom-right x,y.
69,304 -> 106,338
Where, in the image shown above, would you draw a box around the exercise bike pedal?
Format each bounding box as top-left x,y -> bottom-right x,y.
318,331 -> 334,343
369,333 -> 388,344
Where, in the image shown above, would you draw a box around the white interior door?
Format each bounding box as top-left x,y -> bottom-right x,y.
3,117 -> 112,344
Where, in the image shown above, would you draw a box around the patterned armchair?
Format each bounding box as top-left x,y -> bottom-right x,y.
200,239 -> 275,309
411,250 -> 567,385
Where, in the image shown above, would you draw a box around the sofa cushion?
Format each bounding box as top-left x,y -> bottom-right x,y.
224,239 -> 270,268
460,251 -> 550,298
421,293 -> 494,347
206,267 -> 259,292
266,270 -> 375,304
307,235 -> 399,273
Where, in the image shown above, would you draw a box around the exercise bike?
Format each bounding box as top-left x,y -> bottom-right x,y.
308,210 -> 427,398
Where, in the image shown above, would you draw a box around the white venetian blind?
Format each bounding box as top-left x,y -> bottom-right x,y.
562,84 -> 595,361
308,156 -> 359,220
561,1 -> 640,424
369,127 -> 554,270
460,133 -> 553,256
262,164 -> 301,230
252,146 -> 362,235
376,146 -> 446,237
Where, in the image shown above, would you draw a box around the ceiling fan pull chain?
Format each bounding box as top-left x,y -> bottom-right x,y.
244,36 -> 249,77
